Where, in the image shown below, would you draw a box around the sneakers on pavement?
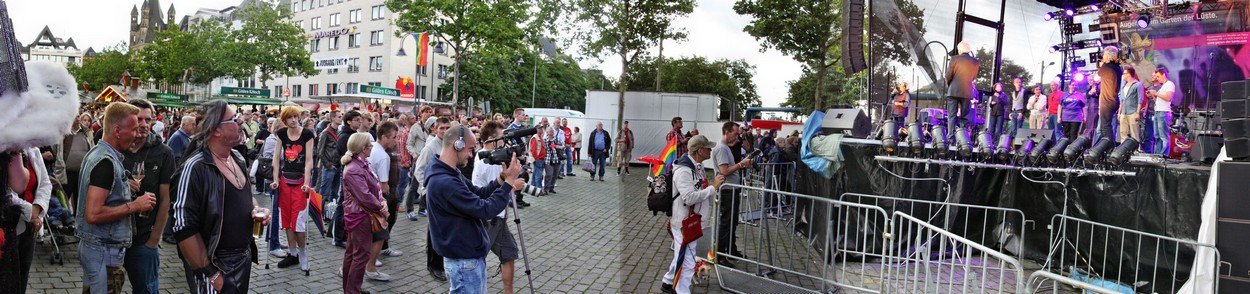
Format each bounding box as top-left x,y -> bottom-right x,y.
269,249 -> 287,258
277,255 -> 299,268
419,210 -> 428,216
375,260 -> 382,267
407,211 -> 419,221
365,271 -> 392,281
381,248 -> 403,257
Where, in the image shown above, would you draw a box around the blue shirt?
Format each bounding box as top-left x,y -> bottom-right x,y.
594,130 -> 606,150
168,129 -> 190,162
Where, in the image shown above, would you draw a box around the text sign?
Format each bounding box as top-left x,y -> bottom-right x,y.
360,85 -> 399,97
221,87 -> 271,97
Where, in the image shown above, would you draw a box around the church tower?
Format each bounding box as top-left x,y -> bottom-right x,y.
166,4 -> 175,31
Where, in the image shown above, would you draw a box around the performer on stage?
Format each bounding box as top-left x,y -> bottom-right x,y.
1118,66 -> 1146,143
1097,47 -> 1123,142
1046,81 -> 1064,133
1058,83 -> 1087,140
945,41 -> 980,136
1009,78 -> 1027,136
989,83 -> 1008,138
1145,67 -> 1175,155
1028,86 -> 1048,129
890,82 -> 910,123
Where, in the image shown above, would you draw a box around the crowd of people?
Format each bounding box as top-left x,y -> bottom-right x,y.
0,99 -> 626,293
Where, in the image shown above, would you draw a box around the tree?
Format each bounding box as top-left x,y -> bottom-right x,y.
67,44 -> 132,93
449,47 -> 593,113
734,0 -> 837,110
623,56 -> 761,120
782,66 -> 866,114
570,0 -> 695,132
386,0 -> 536,112
233,1 -> 317,87
972,48 -> 1033,92
132,26 -> 198,89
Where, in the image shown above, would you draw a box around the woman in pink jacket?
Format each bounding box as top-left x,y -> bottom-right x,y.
339,133 -> 388,294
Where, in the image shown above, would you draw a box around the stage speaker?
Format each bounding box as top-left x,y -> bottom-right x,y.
1191,134 -> 1224,164
822,108 -> 872,138
1223,80 -> 1247,101
839,0 -> 866,74
1013,128 -> 1053,146
1218,161 -> 1250,293
1222,99 -> 1247,120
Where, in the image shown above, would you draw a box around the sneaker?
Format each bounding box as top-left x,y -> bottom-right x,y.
375,260 -> 382,267
365,271 -> 392,281
407,212 -> 419,221
660,283 -> 676,294
568,173 -> 576,176
336,267 -> 343,277
419,210 -> 428,216
381,248 -> 403,257
269,249 -> 287,258
277,255 -> 299,268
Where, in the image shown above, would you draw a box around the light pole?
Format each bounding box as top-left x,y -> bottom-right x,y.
1039,61 -> 1055,88
518,57 -> 537,107
397,32 -> 447,106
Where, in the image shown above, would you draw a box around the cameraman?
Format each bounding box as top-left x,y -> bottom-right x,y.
470,122 -> 520,294
426,125 -> 525,293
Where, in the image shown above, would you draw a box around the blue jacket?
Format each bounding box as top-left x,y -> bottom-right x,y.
423,156 -> 514,259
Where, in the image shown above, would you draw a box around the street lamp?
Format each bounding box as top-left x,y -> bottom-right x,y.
518,57 -> 536,108
398,32 -> 448,107
1039,61 -> 1055,87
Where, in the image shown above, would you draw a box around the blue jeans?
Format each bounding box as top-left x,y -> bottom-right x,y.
592,153 -> 607,178
564,148 -> 574,174
317,167 -> 341,203
1047,114 -> 1059,137
989,115 -> 1005,138
123,244 -> 160,294
79,241 -> 127,294
1153,111 -> 1172,155
444,257 -> 487,294
531,160 -> 545,189
397,167 -> 411,202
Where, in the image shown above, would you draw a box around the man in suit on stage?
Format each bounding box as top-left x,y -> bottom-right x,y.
945,41 -> 981,137
1096,46 -> 1123,142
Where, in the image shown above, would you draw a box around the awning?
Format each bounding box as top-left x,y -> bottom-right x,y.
216,96 -> 284,105
311,94 -> 453,106
148,99 -> 199,108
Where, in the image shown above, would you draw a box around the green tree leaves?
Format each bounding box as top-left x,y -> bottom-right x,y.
67,44 -> 132,93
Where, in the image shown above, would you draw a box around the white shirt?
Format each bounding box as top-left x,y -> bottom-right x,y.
1155,80 -> 1176,112
471,150 -> 507,218
5,148 -> 52,235
669,155 -> 717,249
413,135 -> 443,193
367,143 -> 390,183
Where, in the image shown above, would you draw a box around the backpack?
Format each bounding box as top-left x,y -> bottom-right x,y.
647,157 -> 695,216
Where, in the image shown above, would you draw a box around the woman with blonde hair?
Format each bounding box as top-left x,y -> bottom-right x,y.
270,106 -> 316,273
339,133 -> 388,294
63,113 -> 95,209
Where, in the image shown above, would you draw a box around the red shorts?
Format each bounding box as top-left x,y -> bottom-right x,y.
278,177 -> 308,230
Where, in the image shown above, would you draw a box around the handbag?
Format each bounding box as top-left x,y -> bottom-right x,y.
256,158 -> 274,181
680,210 -> 703,245
556,147 -> 568,160
581,161 -> 595,173
369,213 -> 386,233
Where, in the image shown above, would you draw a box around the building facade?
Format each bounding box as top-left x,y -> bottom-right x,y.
20,26 -> 86,65
279,0 -> 455,104
130,0 -> 187,51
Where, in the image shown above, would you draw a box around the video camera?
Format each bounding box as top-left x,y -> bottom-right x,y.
478,126 -> 538,167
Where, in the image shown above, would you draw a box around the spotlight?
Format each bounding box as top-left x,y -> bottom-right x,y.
1096,39 -> 1103,47
1137,14 -> 1150,29
1075,72 -> 1086,82
995,133 -> 1014,161
956,127 -> 973,157
1050,45 -> 1060,53
882,119 -> 899,154
1063,135 -> 1092,162
1065,9 -> 1075,17
1030,138 -> 1053,165
1047,137 -> 1071,163
1016,139 -> 1036,164
1107,137 -> 1140,166
1084,137 -> 1115,164
932,125 -> 948,156
1044,12 -> 1055,21
907,123 -> 923,155
975,131 -> 993,157
1091,4 -> 1099,12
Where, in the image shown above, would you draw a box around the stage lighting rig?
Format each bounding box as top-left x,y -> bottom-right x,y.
931,125 -> 948,157
956,127 -> 973,158
1047,137 -> 1072,164
1063,23 -> 1084,35
1107,137 -> 1140,166
995,133 -> 1014,162
1063,136 -> 1093,162
1029,138 -> 1053,165
1016,139 -> 1036,164
975,131 -> 993,158
882,119 -> 899,154
1083,138 -> 1115,164
1137,13 -> 1151,28
907,123 -> 923,155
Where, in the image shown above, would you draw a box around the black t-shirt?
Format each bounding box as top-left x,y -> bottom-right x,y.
276,128 -> 315,180
218,181 -> 255,250
89,157 -> 116,190
122,142 -> 177,244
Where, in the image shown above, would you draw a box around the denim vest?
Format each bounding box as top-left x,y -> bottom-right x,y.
75,141 -> 134,247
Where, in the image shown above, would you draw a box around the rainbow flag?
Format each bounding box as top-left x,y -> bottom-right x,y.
653,136 -> 678,176
417,33 -> 430,67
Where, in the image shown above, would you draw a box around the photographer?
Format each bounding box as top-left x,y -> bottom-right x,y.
426,125 -> 525,293
470,122 -> 520,294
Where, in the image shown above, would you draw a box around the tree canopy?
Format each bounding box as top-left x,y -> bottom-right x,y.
623,56 -> 761,120
233,1 -> 317,87
734,0 -> 837,110
67,44 -> 132,93
972,48 -> 1033,92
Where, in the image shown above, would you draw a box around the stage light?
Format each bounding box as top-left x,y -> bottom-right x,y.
956,127 -> 973,157
1050,45 -> 1060,53
932,125 -> 948,156
1096,39 -> 1103,47
1029,138 -> 1052,165
1016,139 -> 1036,164
907,123 -> 923,155
1065,9 -> 1075,17
1044,12 -> 1055,21
1107,137 -> 1140,166
975,130 -> 993,157
1090,4 -> 1099,12
1063,136 -> 1092,162
1047,137 -> 1071,163
1137,14 -> 1150,28
1084,137 -> 1115,164
996,133 -> 1014,161
882,119 -> 899,154
1075,72 -> 1086,82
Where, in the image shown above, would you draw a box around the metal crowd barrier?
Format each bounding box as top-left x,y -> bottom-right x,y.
1027,270 -> 1121,294
741,162 -> 798,223
888,211 -> 1026,293
1033,214 -> 1221,294
837,193 -> 1031,264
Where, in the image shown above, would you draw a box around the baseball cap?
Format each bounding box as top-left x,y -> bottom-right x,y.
424,117 -> 438,130
687,135 -> 714,151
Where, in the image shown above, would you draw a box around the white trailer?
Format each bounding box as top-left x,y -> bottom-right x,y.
582,90 -> 724,164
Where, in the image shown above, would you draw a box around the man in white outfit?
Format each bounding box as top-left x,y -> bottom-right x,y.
659,135 -> 725,294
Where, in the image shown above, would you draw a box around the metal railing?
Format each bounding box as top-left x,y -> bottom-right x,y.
837,192 -> 1031,264
888,211 -> 1026,293
741,162 -> 798,223
1027,270 -> 1122,294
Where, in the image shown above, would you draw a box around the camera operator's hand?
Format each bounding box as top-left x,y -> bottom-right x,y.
501,154 -> 522,181
506,178 -> 525,192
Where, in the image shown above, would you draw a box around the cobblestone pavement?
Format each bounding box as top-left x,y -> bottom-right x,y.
27,166 -> 737,293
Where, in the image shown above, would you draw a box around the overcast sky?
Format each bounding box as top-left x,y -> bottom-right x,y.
9,0 -> 1078,107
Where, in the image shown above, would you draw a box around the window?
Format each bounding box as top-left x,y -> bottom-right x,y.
319,0 -> 325,7
349,9 -> 361,23
274,86 -> 283,98
328,36 -> 339,50
368,82 -> 381,87
371,5 -> 384,20
327,83 -> 337,94
438,64 -> 450,79
292,3 -> 298,12
370,30 -> 383,46
348,33 -> 360,48
301,0 -> 308,11
416,65 -> 427,76
369,56 -> 383,72
309,39 -> 320,52
328,68 -> 339,74
293,85 -> 302,97
346,82 -> 359,94
347,58 -> 360,73
330,13 -> 340,27
295,20 -> 304,30
310,84 -> 319,96
312,17 -> 321,30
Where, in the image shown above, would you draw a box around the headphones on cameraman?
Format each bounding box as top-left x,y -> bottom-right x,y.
449,125 -> 467,151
